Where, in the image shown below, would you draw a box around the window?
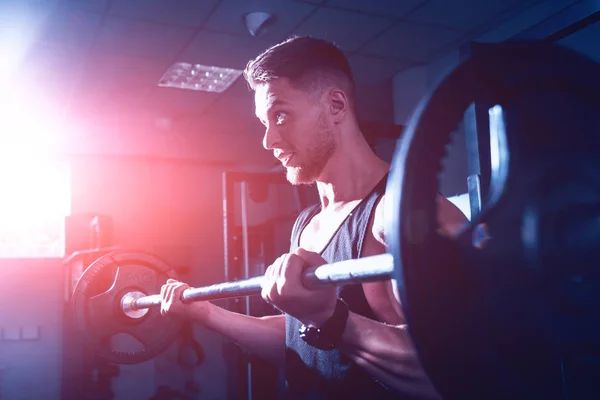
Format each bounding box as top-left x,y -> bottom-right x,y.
0,157 -> 70,258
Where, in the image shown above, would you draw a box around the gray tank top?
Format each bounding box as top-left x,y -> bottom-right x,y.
284,174 -> 397,399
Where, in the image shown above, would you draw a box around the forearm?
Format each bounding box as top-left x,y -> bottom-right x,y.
194,304 -> 286,366
340,312 -> 442,399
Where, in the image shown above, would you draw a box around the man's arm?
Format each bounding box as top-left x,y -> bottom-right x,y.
202,306 -> 286,365
340,312 -> 440,398
337,194 -> 468,398
160,281 -> 286,366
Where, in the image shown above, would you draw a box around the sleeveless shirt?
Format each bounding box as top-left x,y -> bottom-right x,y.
284,174 -> 397,399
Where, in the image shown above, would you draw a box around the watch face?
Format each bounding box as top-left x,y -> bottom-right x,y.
298,299 -> 348,351
299,325 -> 321,343
299,325 -> 335,350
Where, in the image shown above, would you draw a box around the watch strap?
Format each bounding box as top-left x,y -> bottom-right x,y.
299,298 -> 349,350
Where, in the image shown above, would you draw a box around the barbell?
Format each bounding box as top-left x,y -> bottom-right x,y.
70,41 -> 600,400
70,249 -> 394,364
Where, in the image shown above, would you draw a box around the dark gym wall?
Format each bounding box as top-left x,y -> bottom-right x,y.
558,19 -> 600,61
355,80 -> 396,125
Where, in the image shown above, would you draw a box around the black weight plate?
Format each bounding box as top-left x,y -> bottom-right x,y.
72,249 -> 183,364
386,41 -> 600,399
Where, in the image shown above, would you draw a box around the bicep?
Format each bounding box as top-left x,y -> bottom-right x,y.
371,194 -> 387,247
363,195 -> 405,324
362,280 -> 406,325
368,194 -> 466,315
374,193 -> 467,239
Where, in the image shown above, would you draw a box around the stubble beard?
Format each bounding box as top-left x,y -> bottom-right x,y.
286,117 -> 336,185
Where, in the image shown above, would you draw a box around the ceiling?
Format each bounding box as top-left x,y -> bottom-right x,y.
0,0 -> 576,166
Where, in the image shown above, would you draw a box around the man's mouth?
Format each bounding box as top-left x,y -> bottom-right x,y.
277,152 -> 294,166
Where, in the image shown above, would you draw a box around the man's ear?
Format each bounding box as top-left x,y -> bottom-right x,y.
329,89 -> 349,123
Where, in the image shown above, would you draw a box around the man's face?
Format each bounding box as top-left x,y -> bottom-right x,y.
254,78 -> 335,185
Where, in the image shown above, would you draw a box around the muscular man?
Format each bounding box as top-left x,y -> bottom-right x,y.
161,36 -> 467,399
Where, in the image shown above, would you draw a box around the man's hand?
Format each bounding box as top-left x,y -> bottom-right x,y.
160,279 -> 211,321
261,248 -> 337,327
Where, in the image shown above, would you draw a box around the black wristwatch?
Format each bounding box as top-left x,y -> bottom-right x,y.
299,299 -> 349,351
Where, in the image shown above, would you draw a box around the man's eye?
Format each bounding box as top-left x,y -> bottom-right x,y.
276,112 -> 287,125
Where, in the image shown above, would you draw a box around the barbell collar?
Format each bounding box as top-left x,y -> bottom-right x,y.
121,291 -> 150,319
129,253 -> 394,311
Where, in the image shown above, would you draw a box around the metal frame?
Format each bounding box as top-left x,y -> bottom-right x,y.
461,101 -> 491,219
458,40 -> 492,219
221,170 -> 295,400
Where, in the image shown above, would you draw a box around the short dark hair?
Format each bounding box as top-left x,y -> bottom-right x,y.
243,36 -> 356,108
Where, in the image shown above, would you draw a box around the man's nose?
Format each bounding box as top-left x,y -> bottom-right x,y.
262,124 -> 281,150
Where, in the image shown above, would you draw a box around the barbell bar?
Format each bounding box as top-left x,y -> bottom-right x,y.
127,253 -> 395,311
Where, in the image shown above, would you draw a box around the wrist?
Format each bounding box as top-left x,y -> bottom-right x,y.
308,304 -> 338,328
299,298 -> 349,351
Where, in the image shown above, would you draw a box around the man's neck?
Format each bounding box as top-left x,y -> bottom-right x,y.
316,134 -> 389,209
